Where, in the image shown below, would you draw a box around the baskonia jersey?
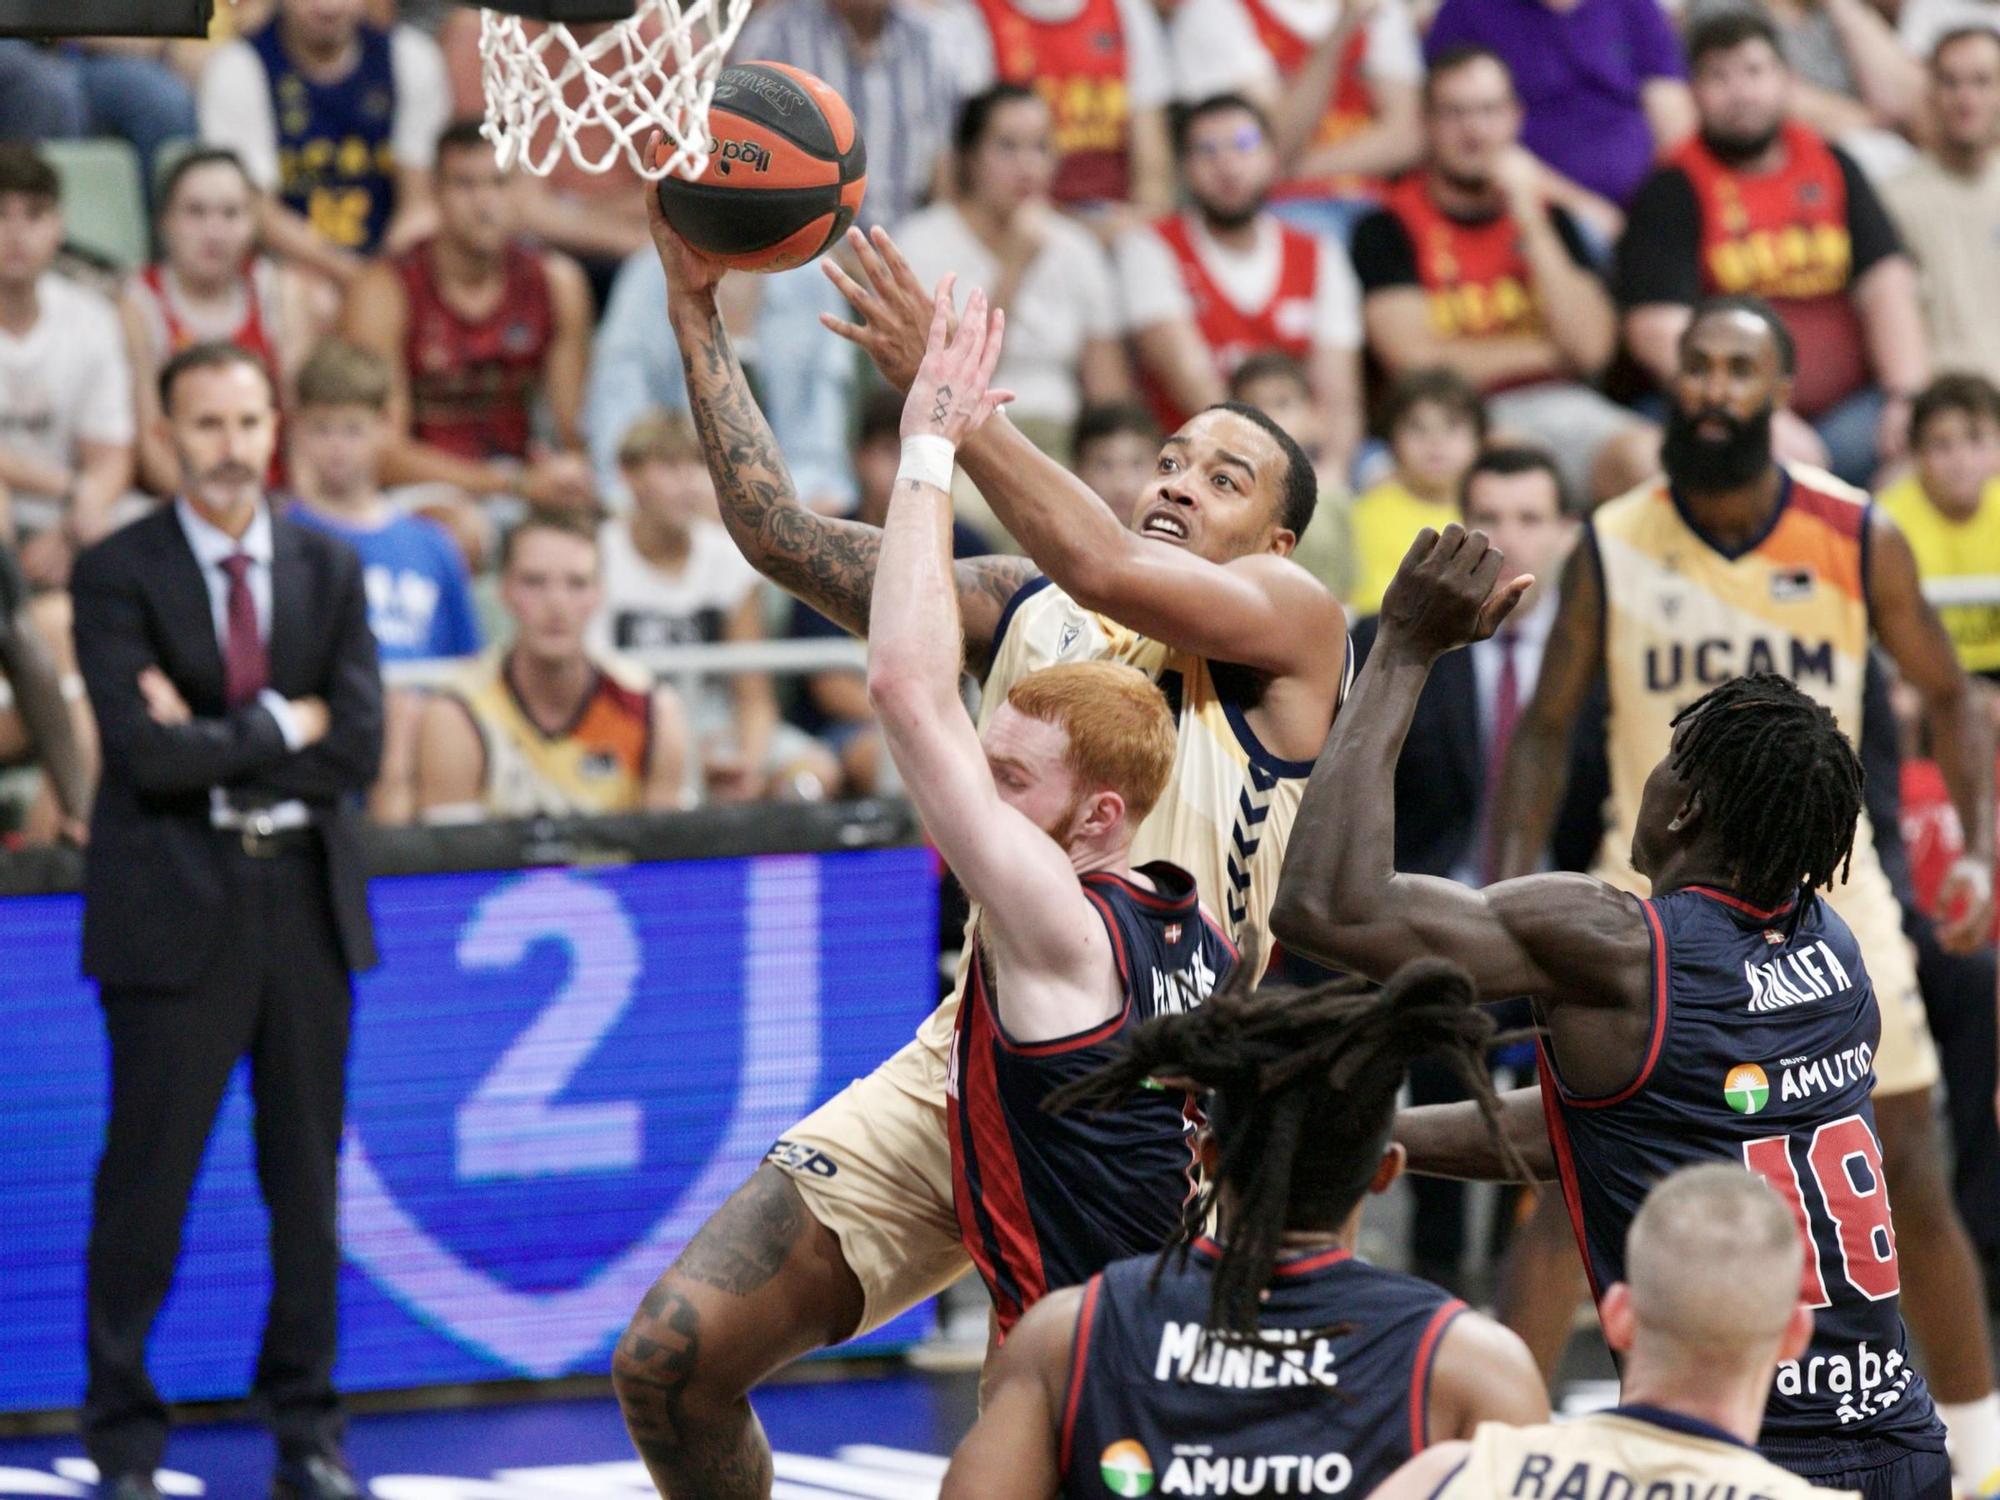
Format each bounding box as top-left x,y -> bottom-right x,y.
1435,1407 -> 1861,1500
1059,1240 -> 1465,1499
1540,884 -> 1944,1454
973,0 -> 1131,204
251,20 -> 398,253
951,862 -> 1234,1336
447,649 -> 653,817
1380,172 -> 1547,345
394,237 -> 554,463
1143,214 -> 1319,430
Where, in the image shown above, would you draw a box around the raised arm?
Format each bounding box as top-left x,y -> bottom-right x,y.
1267,526 -> 1652,1005
647,183 -> 1033,674
825,226 -> 1346,681
866,288 -> 1118,1042
939,1284 -> 1078,1500
1868,510 -> 1995,950
1489,536 -> 1606,881
1396,1085 -> 1555,1182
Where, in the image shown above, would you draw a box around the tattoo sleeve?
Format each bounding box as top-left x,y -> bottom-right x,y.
680,306 -> 881,638
677,306 -> 1038,672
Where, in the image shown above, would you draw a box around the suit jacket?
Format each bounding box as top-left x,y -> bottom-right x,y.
72,504 -> 383,988
1351,616 -> 1606,879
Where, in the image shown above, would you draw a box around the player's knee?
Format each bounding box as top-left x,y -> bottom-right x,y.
612,1272 -> 743,1431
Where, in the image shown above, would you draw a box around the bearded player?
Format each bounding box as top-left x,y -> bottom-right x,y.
1476,294 -> 2000,1498
1272,528 -> 1952,1497
611,193 -> 1347,1494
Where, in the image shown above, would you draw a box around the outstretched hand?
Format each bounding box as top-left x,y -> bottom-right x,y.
901,280 -> 1013,447
822,225 -> 943,392
1378,524 -> 1534,659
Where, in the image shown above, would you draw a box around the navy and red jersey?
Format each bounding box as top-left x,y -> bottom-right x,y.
949,861 -> 1235,1337
1542,883 -> 1946,1462
1058,1241 -> 1465,1499
395,236 -> 555,463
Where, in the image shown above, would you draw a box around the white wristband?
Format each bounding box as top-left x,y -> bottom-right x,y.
897,434 -> 957,494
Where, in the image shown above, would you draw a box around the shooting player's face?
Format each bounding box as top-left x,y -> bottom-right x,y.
1135,409 -> 1294,565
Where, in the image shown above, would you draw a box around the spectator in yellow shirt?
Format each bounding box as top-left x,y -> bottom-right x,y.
1348,368 -> 1486,616
1879,373 -> 2000,682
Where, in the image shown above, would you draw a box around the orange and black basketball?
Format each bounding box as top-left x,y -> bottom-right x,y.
654,62 -> 867,274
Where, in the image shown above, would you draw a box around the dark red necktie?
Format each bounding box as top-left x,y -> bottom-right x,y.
220,553 -> 267,709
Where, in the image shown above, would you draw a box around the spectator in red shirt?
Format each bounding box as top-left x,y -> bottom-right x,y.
1351,48 -> 1657,505
1167,0 -> 1426,245
341,119 -> 597,554
1616,10 -> 1931,489
1117,94 -> 1363,478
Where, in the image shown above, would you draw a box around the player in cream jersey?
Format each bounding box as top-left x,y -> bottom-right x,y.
1376,1166 -> 1860,1500
1484,297 -> 2000,1500
610,215 -> 1350,1500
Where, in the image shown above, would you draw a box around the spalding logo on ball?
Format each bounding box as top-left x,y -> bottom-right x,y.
655,62 -> 868,274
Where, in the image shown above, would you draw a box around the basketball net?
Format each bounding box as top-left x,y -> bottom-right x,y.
477,0 -> 752,181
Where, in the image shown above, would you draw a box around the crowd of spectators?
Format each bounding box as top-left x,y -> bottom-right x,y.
2,0 -> 2000,849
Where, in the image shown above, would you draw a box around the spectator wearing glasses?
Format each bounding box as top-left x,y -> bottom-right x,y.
1117,94 -> 1362,480
1424,0 -> 1693,222
1165,0 -> 1425,245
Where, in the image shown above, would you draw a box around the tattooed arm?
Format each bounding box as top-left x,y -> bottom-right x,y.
652,193 -> 1035,673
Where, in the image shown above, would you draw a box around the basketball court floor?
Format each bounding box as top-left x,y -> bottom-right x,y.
0,1359 -> 1637,1499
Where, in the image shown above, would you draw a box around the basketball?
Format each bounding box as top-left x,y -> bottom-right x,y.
654,61 -> 867,274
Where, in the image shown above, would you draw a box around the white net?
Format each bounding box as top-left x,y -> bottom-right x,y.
477,0 -> 754,182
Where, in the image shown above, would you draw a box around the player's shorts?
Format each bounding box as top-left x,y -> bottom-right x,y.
1819,863 -> 1941,1099
1761,1435 -> 1952,1500
765,1030 -> 969,1338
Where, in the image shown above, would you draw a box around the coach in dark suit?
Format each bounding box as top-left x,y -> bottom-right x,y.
1351,446 -> 1594,1289
71,343 -> 381,1500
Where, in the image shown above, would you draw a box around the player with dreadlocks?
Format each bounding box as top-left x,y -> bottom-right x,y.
1456,292 -> 2000,1500
937,954 -> 1547,1500
1270,523 -> 1954,1498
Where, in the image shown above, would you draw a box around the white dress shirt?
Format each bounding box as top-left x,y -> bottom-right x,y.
174,499 -> 311,827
